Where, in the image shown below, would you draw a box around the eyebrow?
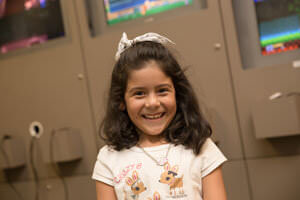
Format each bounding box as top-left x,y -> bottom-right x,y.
127,84 -> 173,93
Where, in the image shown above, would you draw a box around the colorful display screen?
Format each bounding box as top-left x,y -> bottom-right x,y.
0,0 -> 64,54
104,0 -> 193,25
254,0 -> 300,56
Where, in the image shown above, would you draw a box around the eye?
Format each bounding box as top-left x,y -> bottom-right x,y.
166,177 -> 170,181
157,88 -> 169,95
133,91 -> 145,97
135,187 -> 140,191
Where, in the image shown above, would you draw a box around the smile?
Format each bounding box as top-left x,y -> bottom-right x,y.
142,113 -> 165,120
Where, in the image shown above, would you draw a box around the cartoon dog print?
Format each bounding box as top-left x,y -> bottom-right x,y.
125,170 -> 147,199
147,191 -> 160,200
159,162 -> 184,196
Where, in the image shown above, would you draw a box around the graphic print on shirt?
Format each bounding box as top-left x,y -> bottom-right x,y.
159,162 -> 186,198
147,191 -> 160,200
125,170 -> 147,200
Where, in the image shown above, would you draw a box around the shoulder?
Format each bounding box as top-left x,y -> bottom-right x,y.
96,145 -> 135,163
98,145 -> 117,155
197,138 -> 227,165
200,138 -> 220,154
97,145 -> 121,159
173,138 -> 223,158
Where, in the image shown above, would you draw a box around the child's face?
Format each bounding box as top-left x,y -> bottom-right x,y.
124,61 -> 177,145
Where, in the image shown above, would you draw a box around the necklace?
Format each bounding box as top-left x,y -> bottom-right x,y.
138,144 -> 171,166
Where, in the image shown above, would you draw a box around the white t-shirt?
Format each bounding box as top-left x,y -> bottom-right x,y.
92,138 -> 227,200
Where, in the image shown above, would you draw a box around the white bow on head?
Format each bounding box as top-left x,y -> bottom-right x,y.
115,32 -> 175,61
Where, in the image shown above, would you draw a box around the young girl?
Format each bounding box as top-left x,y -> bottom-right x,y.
92,32 -> 227,200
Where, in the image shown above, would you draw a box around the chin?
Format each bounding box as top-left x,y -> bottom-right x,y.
139,127 -> 163,136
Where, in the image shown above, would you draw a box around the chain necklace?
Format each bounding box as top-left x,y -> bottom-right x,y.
137,144 -> 171,166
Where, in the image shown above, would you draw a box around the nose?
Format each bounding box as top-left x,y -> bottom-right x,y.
145,94 -> 160,108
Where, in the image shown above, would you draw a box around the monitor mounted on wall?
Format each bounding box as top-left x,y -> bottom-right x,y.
233,0 -> 300,69
0,0 -> 65,55
254,0 -> 300,56
84,0 -> 206,36
103,0 -> 193,25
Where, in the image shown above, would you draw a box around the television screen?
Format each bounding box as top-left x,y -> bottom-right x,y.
104,0 -> 193,25
254,0 -> 300,56
0,0 -> 65,54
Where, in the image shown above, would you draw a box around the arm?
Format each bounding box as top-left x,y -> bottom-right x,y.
95,181 -> 118,200
202,166 -> 227,200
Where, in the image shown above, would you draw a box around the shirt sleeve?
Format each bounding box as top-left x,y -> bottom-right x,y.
92,146 -> 115,186
200,138 -> 227,178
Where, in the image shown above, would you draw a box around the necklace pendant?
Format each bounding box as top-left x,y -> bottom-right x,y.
138,144 -> 171,167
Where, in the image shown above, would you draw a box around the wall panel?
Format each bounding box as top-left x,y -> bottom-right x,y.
0,0 -> 97,185
222,160 -> 251,200
247,156 -> 300,200
222,0 -> 300,159
221,0 -> 300,199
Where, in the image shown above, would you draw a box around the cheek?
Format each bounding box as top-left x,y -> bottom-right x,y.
126,101 -> 143,116
164,97 -> 177,112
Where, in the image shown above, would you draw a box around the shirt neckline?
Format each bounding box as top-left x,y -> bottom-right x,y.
130,143 -> 172,153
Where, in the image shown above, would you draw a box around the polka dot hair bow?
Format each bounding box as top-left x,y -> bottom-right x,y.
115,32 -> 175,61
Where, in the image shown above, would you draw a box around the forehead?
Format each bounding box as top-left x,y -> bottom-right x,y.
126,62 -> 172,88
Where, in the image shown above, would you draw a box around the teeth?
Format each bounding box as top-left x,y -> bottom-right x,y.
144,113 -> 163,119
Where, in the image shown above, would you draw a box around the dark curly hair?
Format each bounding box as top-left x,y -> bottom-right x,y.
100,41 -> 212,155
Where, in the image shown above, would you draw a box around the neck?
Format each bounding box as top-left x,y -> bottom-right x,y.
138,141 -> 168,147
138,137 -> 168,147
137,131 -> 167,147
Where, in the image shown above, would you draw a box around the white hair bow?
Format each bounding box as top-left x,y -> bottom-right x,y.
115,32 -> 175,61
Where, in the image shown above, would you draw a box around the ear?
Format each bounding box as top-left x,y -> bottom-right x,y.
164,162 -> 170,171
126,177 -> 133,186
119,102 -> 126,111
132,170 -> 138,181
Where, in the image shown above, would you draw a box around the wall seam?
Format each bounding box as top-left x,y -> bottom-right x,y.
71,1 -> 99,149
216,0 -> 254,199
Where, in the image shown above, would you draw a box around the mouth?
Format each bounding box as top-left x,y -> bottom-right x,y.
142,112 -> 165,120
